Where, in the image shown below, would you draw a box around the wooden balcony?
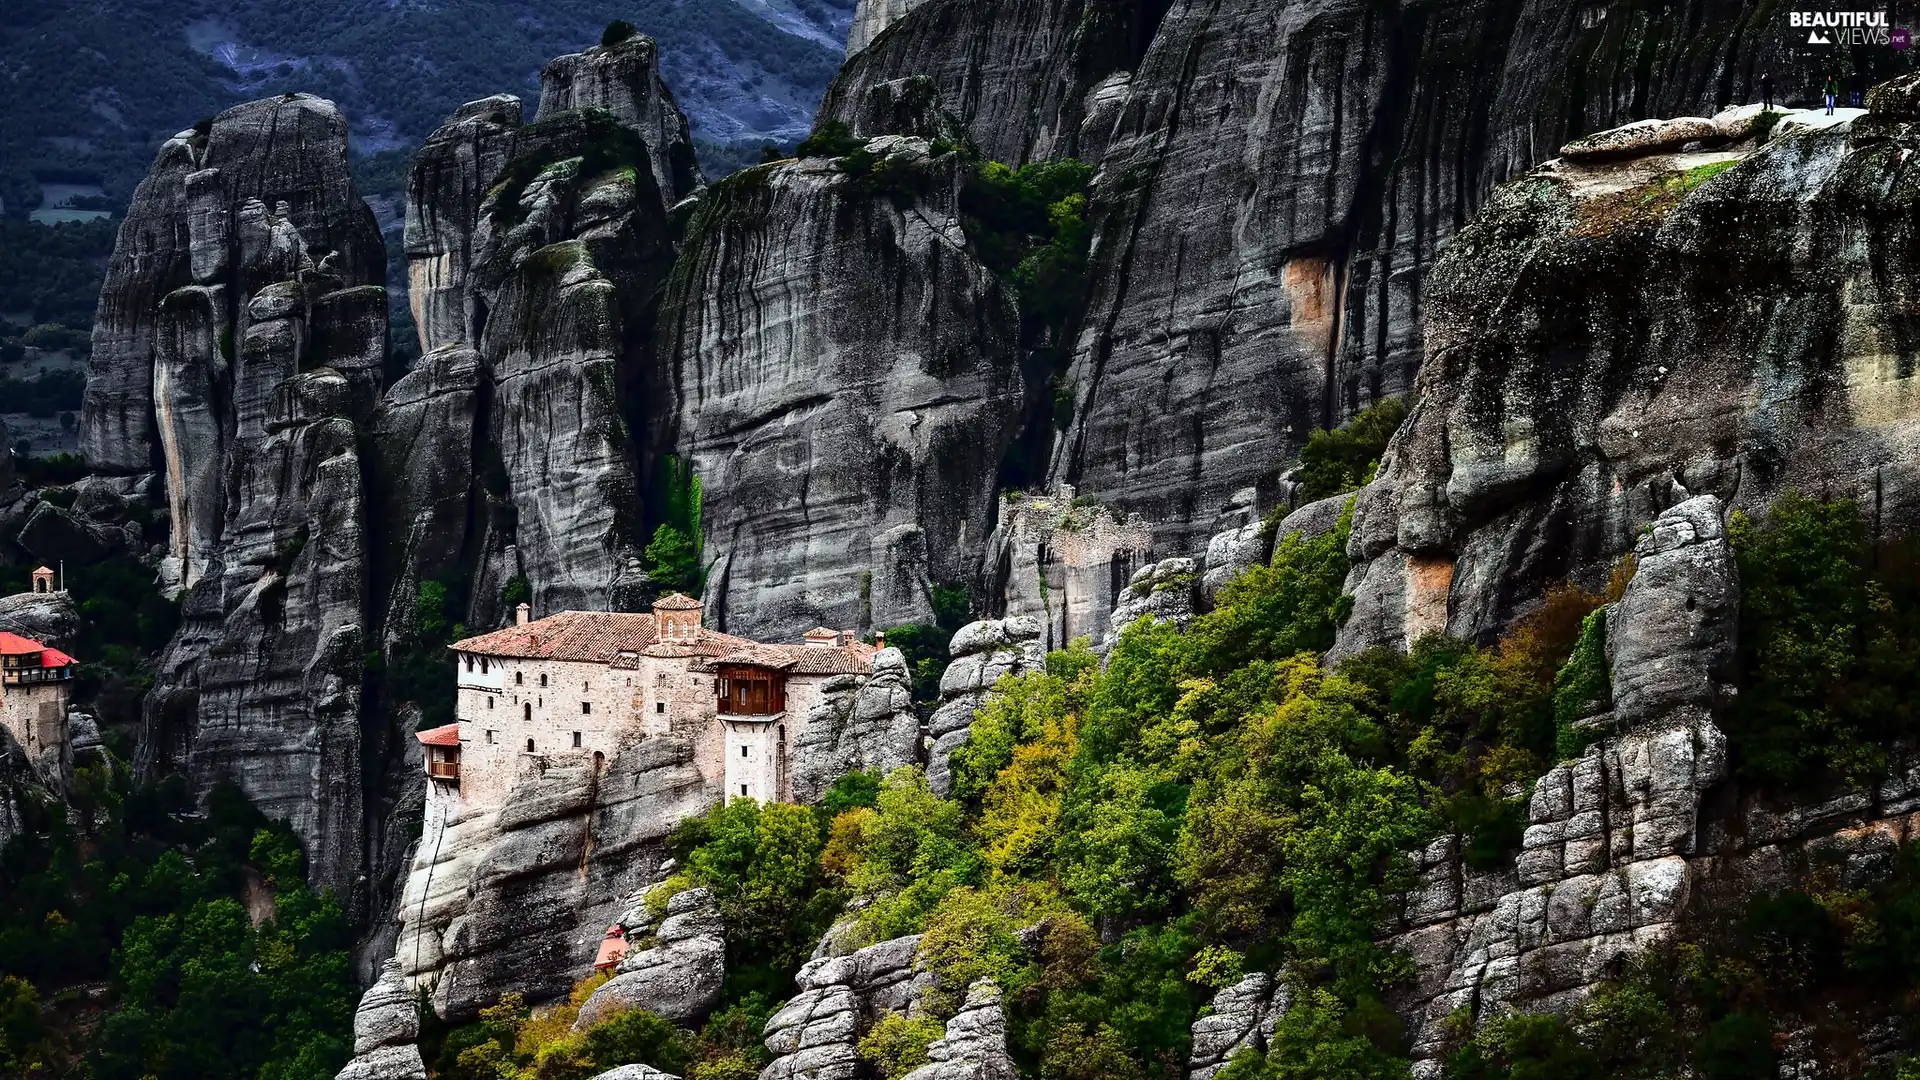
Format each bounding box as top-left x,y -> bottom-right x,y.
427,760 -> 461,782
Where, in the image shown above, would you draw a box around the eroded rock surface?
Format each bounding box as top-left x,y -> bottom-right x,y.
651,138 -> 1021,639
333,960 -> 427,1080
576,886 -> 727,1027
1103,556 -> 1197,650
760,933 -> 934,1080
1188,973 -> 1290,1080
925,617 -> 1044,795
1336,96 -> 1920,658
985,489 -> 1151,652
395,737 -> 716,1021
791,648 -> 920,804
899,979 -> 1015,1080
0,589 -> 81,650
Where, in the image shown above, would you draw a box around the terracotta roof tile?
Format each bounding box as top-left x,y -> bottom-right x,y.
0,632 -> 45,656
694,641 -> 874,676
451,611 -> 661,661
653,593 -> 703,610
416,723 -> 461,746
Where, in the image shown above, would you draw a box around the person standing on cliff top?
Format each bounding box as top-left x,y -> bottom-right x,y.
1826,74 -> 1840,114
1761,71 -> 1773,110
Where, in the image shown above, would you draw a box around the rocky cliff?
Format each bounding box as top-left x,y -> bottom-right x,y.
1336,95 -> 1920,658
649,137 -> 1022,638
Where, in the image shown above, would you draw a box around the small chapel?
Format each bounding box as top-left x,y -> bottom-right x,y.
0,567 -> 78,777
423,593 -> 879,809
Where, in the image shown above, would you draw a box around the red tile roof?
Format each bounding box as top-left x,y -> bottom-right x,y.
802,626 -> 840,639
452,611 -> 755,663
0,632 -> 44,656
653,593 -> 703,610
0,633 -> 72,668
695,640 -> 876,676
416,723 -> 461,747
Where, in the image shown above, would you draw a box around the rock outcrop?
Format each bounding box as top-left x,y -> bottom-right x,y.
925,617 -> 1044,795
1387,498 -> 1735,1073
898,979 -> 1015,1080
1558,116 -> 1722,160
760,933 -> 933,1080
394,737 -> 715,1021
1046,0 -> 1902,558
84,94 -> 385,474
533,36 -> 703,213
1102,556 -> 1197,650
650,138 -> 1022,639
334,960 -> 427,1080
1187,974 -> 1290,1080
77,93 -> 392,902
821,0 -> 1144,166
0,589 -> 80,650
790,648 -> 920,804
577,887 -> 727,1028
1336,94 -> 1920,657
405,96 -> 522,355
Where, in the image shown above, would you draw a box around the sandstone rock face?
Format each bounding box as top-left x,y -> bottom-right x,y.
925,617 -> 1044,795
576,887 -> 727,1027
1336,101 -> 1920,658
650,138 -> 1022,639
846,0 -> 931,54
394,737 -> 716,1021
1387,496 -> 1734,1074
1046,0 -> 1865,559
1188,973 -> 1290,1080
1605,496 -> 1737,724
821,0 -> 1143,166
760,933 -> 934,1080
334,960 -> 427,1080
1558,116 -> 1721,160
84,94 -> 385,474
984,489 -> 1151,652
790,649 -> 920,804
533,37 -> 703,212
1102,556 -> 1196,651
899,979 -> 1015,1080
405,96 -> 523,355
0,589 -> 81,650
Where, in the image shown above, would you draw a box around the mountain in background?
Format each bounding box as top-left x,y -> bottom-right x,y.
0,0 -> 853,214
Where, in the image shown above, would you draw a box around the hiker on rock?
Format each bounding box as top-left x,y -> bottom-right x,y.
1761,70 -> 1773,110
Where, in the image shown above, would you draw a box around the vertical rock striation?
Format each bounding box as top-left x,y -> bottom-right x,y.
85,95 -> 385,474
821,0 -> 1145,167
925,617 -> 1044,795
534,36 -> 704,214
650,138 -> 1022,639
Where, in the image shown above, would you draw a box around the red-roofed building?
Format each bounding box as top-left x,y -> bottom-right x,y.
443,594 -> 881,808
0,628 -> 75,777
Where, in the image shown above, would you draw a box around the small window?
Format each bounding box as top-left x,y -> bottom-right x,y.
572,731 -> 582,748
486,730 -> 496,744
465,655 -> 473,672
581,702 -> 591,715
582,680 -> 589,691
656,702 -> 666,714
540,673 -> 548,687
524,703 -> 532,721
487,697 -> 494,709
526,738 -> 536,753
516,672 -> 523,685
481,657 -> 489,674
740,745 -> 749,758
740,784 -> 749,797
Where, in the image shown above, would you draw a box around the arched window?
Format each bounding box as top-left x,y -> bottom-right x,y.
516,672 -> 523,685
540,673 -> 548,687
524,702 -> 532,722
526,738 -> 535,753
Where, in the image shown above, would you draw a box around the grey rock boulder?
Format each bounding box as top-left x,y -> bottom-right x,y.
1188,974 -> 1291,1080
0,589 -> 81,650
1103,557 -> 1198,651
334,961 -> 426,1080
790,648 -> 920,804
1558,116 -> 1721,160
926,618 -> 1044,795
576,889 -> 727,1027
899,980 -> 1015,1080
590,1067 -> 680,1080
1606,496 -> 1737,726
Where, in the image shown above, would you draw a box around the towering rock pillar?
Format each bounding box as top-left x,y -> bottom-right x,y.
105,95 -> 387,903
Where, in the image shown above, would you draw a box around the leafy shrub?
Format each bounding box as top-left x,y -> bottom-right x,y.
857,1014 -> 944,1079
1295,397 -> 1408,502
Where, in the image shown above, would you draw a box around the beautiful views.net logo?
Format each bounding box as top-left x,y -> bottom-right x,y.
1790,10 -> 1892,44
